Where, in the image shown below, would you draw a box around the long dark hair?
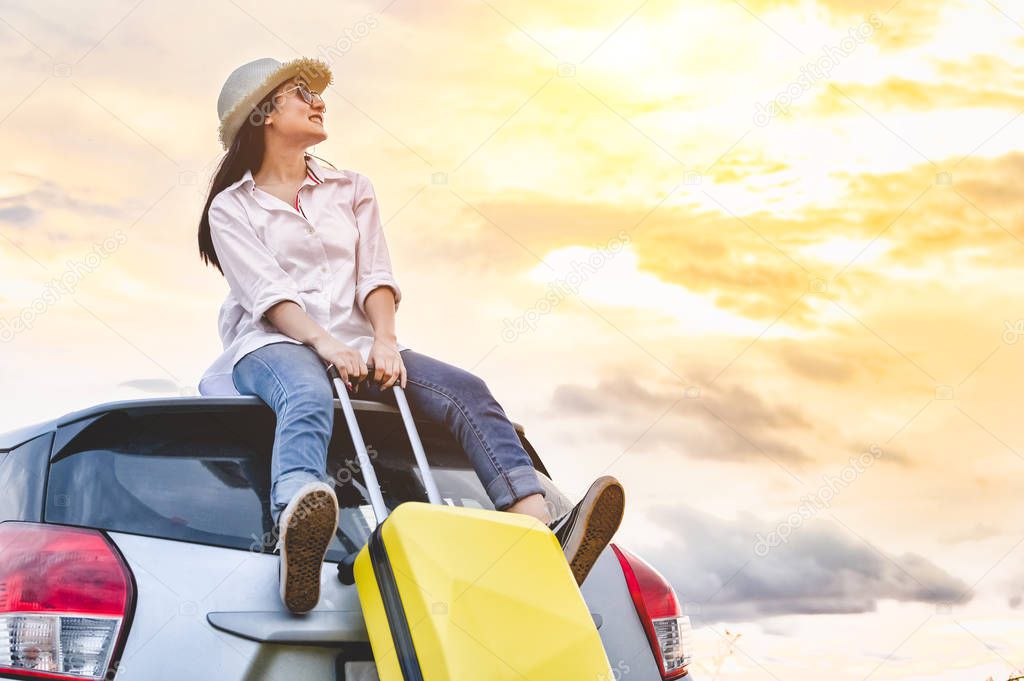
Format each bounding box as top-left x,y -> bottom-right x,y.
197,82 -> 339,276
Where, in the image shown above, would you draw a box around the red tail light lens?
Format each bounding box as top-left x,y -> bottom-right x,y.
0,522 -> 134,680
612,543 -> 692,679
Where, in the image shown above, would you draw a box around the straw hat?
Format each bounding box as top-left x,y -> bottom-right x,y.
216,56 -> 333,150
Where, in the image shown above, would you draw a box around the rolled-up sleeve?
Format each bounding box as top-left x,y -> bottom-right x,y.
208,191 -> 307,325
352,173 -> 402,315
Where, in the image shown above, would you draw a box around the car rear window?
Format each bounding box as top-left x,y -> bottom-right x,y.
44,405 -> 564,562
0,432 -> 51,521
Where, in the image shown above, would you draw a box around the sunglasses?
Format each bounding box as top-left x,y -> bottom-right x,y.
275,82 -> 326,113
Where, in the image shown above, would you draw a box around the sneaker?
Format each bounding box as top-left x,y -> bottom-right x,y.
277,481 -> 339,613
548,475 -> 625,586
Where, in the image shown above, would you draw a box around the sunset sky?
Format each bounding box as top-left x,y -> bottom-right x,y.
2,0 -> 1023,677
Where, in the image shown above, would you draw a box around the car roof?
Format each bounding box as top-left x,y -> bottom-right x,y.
0,395 -> 530,453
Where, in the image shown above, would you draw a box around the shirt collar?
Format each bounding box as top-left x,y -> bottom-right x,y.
223,153 -> 350,196
229,153 -> 326,212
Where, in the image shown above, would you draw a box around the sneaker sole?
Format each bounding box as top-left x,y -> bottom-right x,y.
280,485 -> 338,614
563,476 -> 625,586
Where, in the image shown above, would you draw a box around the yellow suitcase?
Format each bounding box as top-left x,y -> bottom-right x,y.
328,365 -> 613,681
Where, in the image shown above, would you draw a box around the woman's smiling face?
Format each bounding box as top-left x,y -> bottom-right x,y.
267,75 -> 328,146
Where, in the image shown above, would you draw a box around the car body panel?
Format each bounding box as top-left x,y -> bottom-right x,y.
99,531 -> 663,681
0,397 -> 680,680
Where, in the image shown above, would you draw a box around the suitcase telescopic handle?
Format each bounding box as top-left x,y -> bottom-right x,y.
326,363 -> 443,528
327,363 -> 389,524
387,377 -> 445,507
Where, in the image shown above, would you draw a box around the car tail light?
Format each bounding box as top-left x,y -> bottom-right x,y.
0,522 -> 134,680
612,543 -> 692,679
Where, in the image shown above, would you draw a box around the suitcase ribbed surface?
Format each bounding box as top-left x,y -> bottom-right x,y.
354,502 -> 613,681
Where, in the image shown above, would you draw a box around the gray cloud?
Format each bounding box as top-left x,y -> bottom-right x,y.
551,372 -> 814,464
1001,556 -> 1024,610
118,378 -> 181,393
3,176 -> 124,218
0,2 -> 138,64
0,173 -> 127,237
632,503 -> 971,622
0,204 -> 37,227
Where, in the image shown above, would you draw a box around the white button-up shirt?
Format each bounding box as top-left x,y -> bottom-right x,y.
198,154 -> 406,396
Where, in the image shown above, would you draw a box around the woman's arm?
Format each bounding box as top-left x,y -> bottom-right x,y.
209,192 -> 308,326
353,173 -> 405,388
364,286 -> 398,346
210,191 -> 368,385
265,300 -> 331,347
266,170 -> 406,385
353,173 -> 402,317
363,287 -> 405,389
265,300 -> 370,386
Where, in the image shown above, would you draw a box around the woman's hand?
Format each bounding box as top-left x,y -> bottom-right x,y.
312,335 -> 368,389
368,337 -> 406,390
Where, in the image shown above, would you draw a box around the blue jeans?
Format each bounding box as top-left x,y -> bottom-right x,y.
232,341 -> 546,526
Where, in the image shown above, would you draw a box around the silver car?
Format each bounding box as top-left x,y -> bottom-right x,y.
0,394 -> 693,680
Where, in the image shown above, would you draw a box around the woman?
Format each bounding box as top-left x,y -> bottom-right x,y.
197,56 -> 625,614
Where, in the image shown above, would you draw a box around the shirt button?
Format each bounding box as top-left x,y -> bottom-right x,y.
306,226 -> 315,234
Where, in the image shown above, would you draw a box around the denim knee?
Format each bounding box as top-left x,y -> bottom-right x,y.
441,366 -> 490,400
413,371 -> 544,510
282,376 -> 335,418
273,377 -> 335,467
